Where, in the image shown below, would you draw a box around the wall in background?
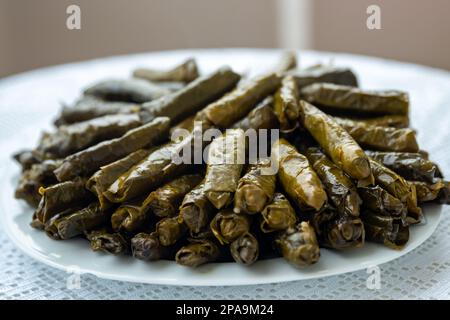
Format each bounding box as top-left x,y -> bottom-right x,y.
0,1 -> 11,74
0,0 -> 449,78
312,0 -> 450,70
0,0 -> 277,77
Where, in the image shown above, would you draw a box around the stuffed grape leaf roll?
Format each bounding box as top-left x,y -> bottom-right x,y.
365,151 -> 440,183
274,75 -> 300,132
231,97 -> 279,131
319,214 -> 365,250
175,239 -> 220,267
54,117 -> 170,181
299,100 -> 374,186
409,180 -> 446,203
141,67 -> 241,123
110,196 -> 150,232
271,138 -> 328,212
179,181 -> 216,233
301,83 -> 409,116
133,58 -> 199,83
142,173 -> 203,218
204,129 -> 246,209
334,115 -> 409,129
210,209 -> 251,245
260,192 -> 297,233
54,96 -> 141,127
306,147 -> 360,217
84,78 -> 169,103
290,65 -> 358,89
234,159 -> 276,214
230,232 -> 259,265
369,158 -> 422,224
15,159 -> 61,207
37,114 -> 142,158
200,72 -> 281,128
334,118 -> 419,152
131,232 -> 167,261
13,149 -> 41,171
275,222 -> 320,267
86,229 -> 130,255
103,131 -> 194,203
361,211 -> 409,250
358,186 -> 407,219
86,149 -> 151,210
49,202 -> 112,240
156,216 -> 187,246
35,178 -> 94,223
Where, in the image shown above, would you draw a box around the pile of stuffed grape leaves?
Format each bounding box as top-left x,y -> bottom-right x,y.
12,52 -> 449,269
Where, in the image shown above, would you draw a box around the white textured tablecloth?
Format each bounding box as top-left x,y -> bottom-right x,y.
0,49 -> 449,299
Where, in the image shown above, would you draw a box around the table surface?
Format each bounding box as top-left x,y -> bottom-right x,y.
0,49 -> 449,299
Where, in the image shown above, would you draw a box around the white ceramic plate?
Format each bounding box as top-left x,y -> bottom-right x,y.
0,49 -> 447,286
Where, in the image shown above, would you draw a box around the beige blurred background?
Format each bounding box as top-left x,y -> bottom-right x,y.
0,0 -> 449,78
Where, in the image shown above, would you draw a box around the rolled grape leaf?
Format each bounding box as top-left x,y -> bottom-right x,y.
54,96 -> 141,127
306,147 -> 360,217
290,65 -> 358,89
84,78 -> 170,103
409,180 -> 446,203
273,75 -> 300,132
142,173 -> 203,218
54,117 -> 170,181
30,212 -> 45,230
51,202 -> 112,240
156,216 -> 187,247
169,115 -> 195,136
110,196 -> 149,233
179,181 -> 216,233
365,151 -> 440,183
260,192 -> 297,233
210,209 -> 251,245
86,149 -> 150,210
175,239 -> 220,267
36,114 -> 142,158
12,149 -> 41,171
361,211 -> 409,250
334,115 -> 409,129
86,229 -> 130,255
320,215 -> 365,250
131,232 -> 167,261
133,58 -> 199,83
299,100 -> 374,186
334,118 -> 419,152
204,129 -> 246,209
15,159 -> 61,207
44,207 -> 85,240
358,186 -> 407,219
234,159 -> 276,214
275,222 -> 320,267
103,130 -> 194,203
301,83 -> 409,115
35,178 -> 94,223
231,96 -> 279,131
200,72 -> 281,128
141,67 -> 241,123
271,138 -> 328,212
230,232 -> 259,265
369,158 -> 422,224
